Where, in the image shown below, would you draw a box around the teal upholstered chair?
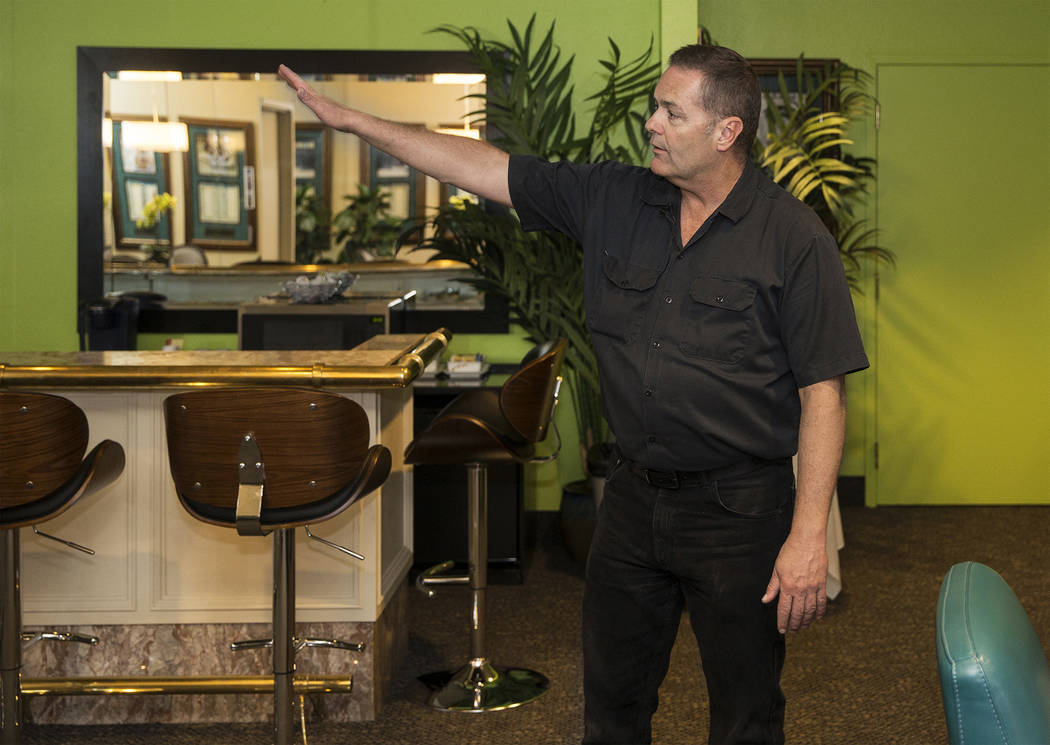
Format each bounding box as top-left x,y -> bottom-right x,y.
936,561 -> 1050,745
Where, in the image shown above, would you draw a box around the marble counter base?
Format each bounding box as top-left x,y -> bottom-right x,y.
22,580 -> 408,725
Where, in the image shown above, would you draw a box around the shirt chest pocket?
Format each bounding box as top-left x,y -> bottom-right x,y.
588,252 -> 661,344
678,276 -> 756,364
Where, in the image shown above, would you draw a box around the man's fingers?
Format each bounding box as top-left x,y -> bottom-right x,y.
777,594 -> 792,634
815,586 -> 828,621
761,573 -> 780,604
278,65 -> 310,99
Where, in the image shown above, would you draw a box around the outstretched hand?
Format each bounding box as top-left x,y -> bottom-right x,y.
278,64 -> 350,131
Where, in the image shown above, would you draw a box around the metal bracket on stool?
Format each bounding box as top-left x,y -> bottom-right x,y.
236,433 -> 268,536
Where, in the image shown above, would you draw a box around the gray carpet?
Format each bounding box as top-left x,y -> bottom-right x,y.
20,504 -> 1050,744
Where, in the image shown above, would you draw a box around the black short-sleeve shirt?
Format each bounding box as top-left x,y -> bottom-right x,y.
508,154 -> 869,471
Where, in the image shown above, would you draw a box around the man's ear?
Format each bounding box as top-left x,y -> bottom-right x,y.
715,117 -> 744,153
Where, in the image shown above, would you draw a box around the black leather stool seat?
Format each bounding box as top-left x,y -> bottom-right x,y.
404,339 -> 566,712
405,339 -> 565,467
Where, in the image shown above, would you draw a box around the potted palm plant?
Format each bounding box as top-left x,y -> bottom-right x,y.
416,16 -> 660,484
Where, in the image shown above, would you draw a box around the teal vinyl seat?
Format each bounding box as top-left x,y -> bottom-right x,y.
936,561 -> 1050,745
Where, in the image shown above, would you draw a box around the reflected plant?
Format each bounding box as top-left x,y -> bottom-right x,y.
295,183 -> 333,264
333,185 -> 403,261
136,191 -> 176,263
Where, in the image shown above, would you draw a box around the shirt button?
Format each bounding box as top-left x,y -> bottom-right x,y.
716,295 -> 725,303
651,340 -> 661,349
644,389 -> 653,397
664,296 -> 673,303
647,435 -> 657,443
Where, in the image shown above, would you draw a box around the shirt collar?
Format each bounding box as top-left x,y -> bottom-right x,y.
716,159 -> 760,224
640,159 -> 761,224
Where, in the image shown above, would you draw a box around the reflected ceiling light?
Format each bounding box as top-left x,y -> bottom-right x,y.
432,73 -> 485,85
117,70 -> 183,82
121,120 -> 190,152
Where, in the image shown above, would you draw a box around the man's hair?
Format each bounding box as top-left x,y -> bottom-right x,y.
667,44 -> 761,161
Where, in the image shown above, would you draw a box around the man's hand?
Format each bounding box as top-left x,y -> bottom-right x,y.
278,65 -> 351,131
761,534 -> 829,633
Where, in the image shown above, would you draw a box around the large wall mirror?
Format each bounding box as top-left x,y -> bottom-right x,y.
77,47 -> 481,316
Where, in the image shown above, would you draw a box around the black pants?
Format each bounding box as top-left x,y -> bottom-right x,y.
582,457 -> 795,745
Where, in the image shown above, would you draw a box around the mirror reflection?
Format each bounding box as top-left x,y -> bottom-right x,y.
102,71 -> 485,269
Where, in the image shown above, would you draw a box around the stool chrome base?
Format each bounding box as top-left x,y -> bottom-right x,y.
419,657 -> 549,712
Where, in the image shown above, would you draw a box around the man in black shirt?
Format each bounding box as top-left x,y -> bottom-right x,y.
281,42 -> 867,744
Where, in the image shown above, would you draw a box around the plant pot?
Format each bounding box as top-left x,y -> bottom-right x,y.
560,479 -> 597,563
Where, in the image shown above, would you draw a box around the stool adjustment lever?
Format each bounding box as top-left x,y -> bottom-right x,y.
31,525 -> 94,555
304,525 -> 364,561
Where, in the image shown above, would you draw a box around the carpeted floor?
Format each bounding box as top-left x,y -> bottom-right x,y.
20,504 -> 1050,745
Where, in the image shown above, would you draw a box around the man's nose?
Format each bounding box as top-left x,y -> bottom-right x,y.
644,112 -> 659,134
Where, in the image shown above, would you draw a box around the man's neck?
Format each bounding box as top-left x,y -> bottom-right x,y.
676,156 -> 746,244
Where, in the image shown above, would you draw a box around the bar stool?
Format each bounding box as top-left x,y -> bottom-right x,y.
163,387 -> 390,745
1,391 -> 125,745
405,339 -> 566,712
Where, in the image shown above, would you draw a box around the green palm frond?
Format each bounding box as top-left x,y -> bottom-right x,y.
836,219 -> 895,292
756,55 -> 893,278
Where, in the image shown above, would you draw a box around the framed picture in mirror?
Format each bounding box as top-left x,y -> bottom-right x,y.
109,118 -> 173,249
295,123 -> 331,205
182,117 -> 256,250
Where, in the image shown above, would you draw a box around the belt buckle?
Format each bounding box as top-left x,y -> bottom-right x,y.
644,469 -> 679,489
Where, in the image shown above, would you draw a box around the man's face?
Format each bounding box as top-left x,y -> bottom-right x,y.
645,66 -> 722,185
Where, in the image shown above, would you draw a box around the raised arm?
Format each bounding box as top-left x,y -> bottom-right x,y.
279,65 -> 512,206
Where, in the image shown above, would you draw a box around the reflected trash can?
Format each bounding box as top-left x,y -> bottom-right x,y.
79,296 -> 140,351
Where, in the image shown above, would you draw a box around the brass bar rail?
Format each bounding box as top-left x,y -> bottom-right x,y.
0,329 -> 449,390
20,675 -> 353,696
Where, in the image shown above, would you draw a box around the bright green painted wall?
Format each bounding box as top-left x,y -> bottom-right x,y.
875,64 -> 1049,505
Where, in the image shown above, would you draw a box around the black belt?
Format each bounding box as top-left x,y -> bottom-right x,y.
625,456 -> 787,490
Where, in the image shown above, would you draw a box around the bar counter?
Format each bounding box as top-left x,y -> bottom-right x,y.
1,331 -> 449,724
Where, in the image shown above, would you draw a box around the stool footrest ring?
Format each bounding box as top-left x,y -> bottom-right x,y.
231,637 -> 365,654
416,559 -> 470,597
21,630 -> 99,649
